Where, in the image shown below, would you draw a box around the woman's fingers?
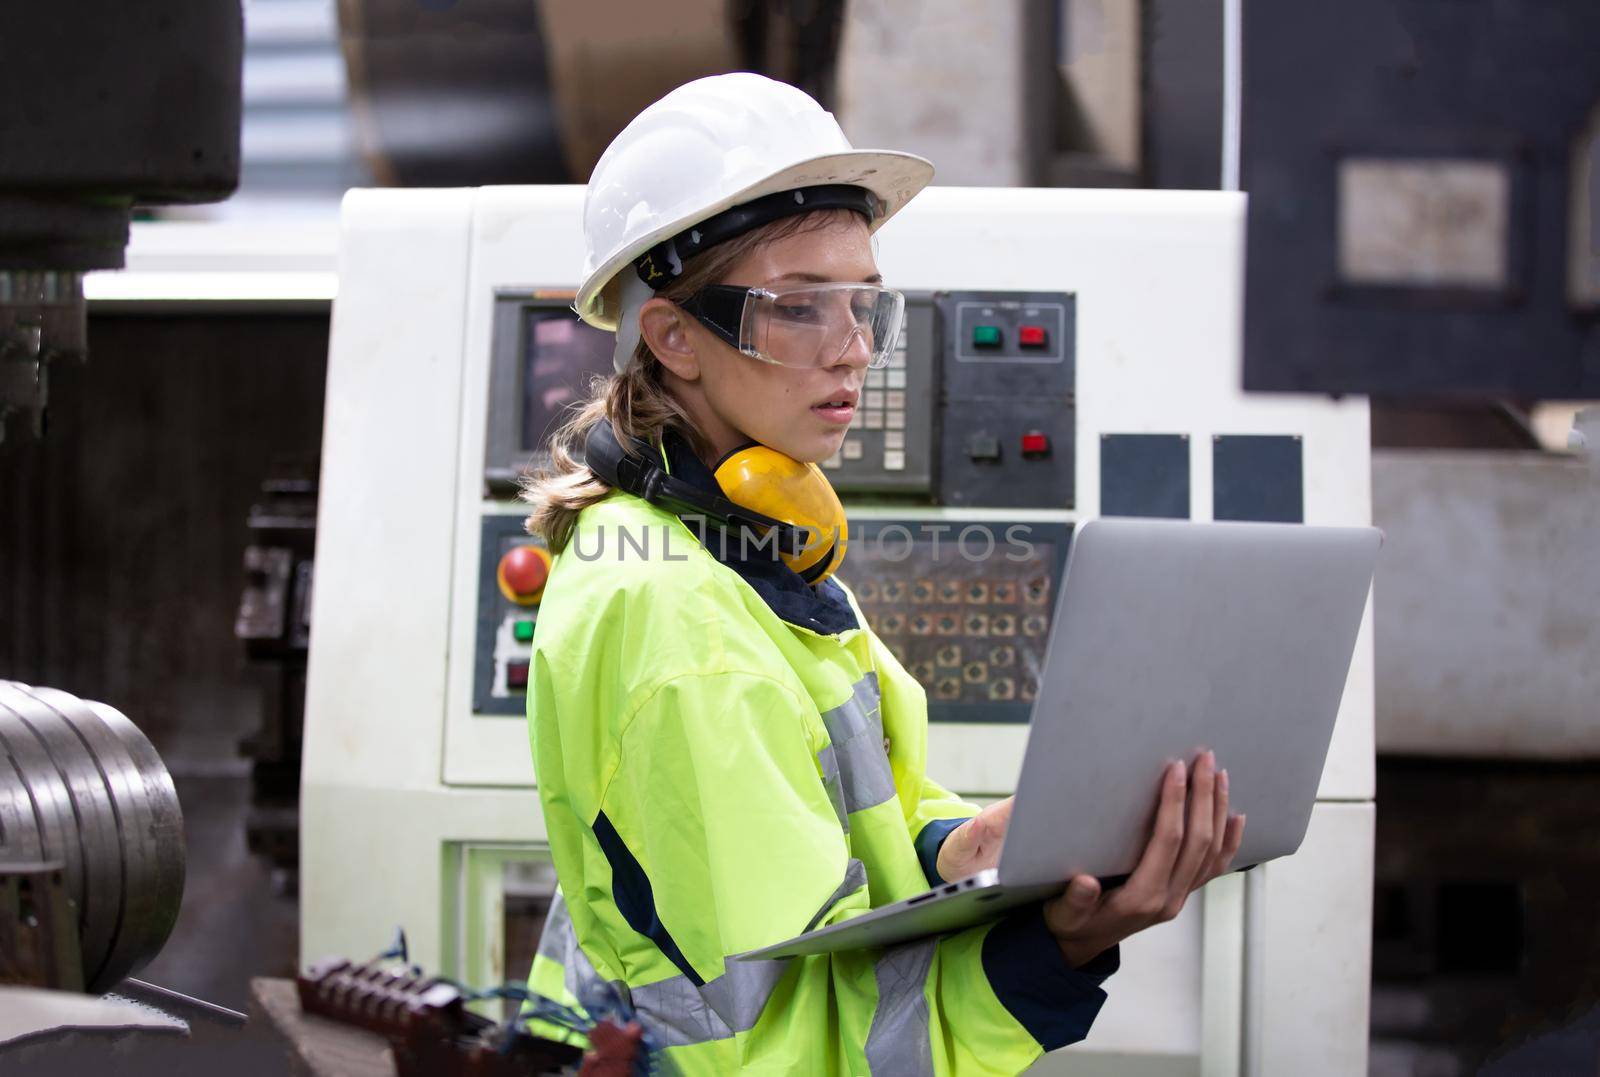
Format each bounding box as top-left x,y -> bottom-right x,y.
1120,761 -> 1188,905
940,796 -> 1017,879
1202,813 -> 1247,881
1169,751 -> 1218,898
1044,874 -> 1103,936
971,797 -> 1013,857
975,797 -> 1013,854
1208,767 -> 1229,870
1220,812 -> 1245,870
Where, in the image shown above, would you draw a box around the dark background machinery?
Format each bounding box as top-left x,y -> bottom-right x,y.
1240,0 -> 1600,399
0,2 -> 243,442
4,1 -> 1599,1074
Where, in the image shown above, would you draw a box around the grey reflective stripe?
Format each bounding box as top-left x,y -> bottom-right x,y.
535,887 -> 573,965
820,673 -> 896,815
817,743 -> 850,833
864,937 -> 938,1077
630,955 -> 792,1048
540,889 -> 794,1049
804,857 -> 869,933
536,888 -> 630,1009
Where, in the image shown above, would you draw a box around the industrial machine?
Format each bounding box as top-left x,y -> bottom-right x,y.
302,185 -> 1374,1075
0,2 -> 242,443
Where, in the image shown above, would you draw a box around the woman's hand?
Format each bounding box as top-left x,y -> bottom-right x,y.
1043,750 -> 1245,969
935,796 -> 1015,883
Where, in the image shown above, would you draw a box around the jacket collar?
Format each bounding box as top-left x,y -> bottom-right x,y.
660,428 -> 859,636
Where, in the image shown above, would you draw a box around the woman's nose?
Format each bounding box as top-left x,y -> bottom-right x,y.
831,324 -> 874,370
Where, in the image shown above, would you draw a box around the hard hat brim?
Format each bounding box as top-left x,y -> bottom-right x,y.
576,148 -> 934,332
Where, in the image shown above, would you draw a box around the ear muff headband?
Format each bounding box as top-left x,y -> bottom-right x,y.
583,423 -> 807,557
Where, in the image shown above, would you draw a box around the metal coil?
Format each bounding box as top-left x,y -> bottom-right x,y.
0,681 -> 185,992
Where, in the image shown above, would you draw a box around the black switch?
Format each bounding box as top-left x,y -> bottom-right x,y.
967,433 -> 1002,462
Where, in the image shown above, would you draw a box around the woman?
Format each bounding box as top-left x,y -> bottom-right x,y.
520,73 -> 1244,1075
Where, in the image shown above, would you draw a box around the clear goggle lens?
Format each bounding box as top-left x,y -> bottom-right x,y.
682,283 -> 905,370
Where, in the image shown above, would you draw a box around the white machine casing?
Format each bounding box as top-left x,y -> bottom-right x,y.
301,185 -> 1374,1076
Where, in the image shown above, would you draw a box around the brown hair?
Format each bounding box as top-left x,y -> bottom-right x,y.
519,208 -> 861,551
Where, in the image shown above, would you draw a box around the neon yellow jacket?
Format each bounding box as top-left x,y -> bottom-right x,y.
525,443 -> 1116,1074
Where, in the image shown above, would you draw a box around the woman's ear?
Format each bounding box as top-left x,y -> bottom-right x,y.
638,297 -> 701,382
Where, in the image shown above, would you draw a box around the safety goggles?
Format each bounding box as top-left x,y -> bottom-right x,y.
677,282 -> 906,370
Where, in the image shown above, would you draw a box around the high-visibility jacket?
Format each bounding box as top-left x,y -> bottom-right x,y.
524,433 -> 1117,1075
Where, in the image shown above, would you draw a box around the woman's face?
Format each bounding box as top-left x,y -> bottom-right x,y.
641,212 -> 880,465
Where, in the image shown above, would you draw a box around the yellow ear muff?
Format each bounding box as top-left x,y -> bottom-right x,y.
714,445 -> 848,585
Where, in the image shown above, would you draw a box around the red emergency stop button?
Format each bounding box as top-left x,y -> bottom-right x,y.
1021,431 -> 1051,458
497,545 -> 551,606
1019,325 -> 1047,348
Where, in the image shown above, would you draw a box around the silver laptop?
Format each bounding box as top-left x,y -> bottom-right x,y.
735,518 -> 1381,961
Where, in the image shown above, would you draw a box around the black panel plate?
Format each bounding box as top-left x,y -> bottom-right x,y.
1099,434 -> 1191,519
1213,435 -> 1305,524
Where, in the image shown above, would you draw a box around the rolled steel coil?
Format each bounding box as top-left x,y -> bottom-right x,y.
0,681 -> 185,992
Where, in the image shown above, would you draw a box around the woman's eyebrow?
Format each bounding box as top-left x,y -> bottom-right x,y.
767,271 -> 885,285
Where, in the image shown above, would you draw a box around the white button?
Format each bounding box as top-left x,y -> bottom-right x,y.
886,391 -> 905,409
883,450 -> 906,470
866,370 -> 886,387
864,390 -> 885,410
887,370 -> 906,388
823,453 -> 842,469
886,410 -> 905,430
843,438 -> 863,460
885,430 -> 905,449
864,411 -> 884,429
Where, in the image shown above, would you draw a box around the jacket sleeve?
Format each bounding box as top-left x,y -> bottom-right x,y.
592,669 -> 1113,1075
909,773 -> 981,886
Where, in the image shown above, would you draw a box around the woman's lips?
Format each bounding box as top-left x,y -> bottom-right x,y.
812,401 -> 856,425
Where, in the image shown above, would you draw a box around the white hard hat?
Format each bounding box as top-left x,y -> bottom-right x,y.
576,72 -> 934,371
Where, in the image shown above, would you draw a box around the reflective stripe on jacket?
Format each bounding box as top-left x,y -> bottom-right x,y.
524,484 -> 1115,1075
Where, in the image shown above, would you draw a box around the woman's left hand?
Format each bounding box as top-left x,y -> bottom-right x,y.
935,796 -> 1015,882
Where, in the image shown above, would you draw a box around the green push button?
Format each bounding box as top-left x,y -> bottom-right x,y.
972,325 -> 1002,348
512,619 -> 535,643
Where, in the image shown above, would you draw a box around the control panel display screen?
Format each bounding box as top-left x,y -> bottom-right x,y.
518,309 -> 613,453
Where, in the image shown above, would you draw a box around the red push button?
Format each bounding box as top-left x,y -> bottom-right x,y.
506,661 -> 530,690
1019,325 -> 1047,347
1021,431 -> 1050,457
497,545 -> 551,606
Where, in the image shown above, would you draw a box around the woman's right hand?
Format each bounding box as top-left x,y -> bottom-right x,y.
1041,750 -> 1246,969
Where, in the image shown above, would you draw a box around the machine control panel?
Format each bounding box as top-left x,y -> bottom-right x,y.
472,515 -> 1071,723
482,289 -> 1076,508
474,289 -> 1078,720
474,514 -> 550,716
847,518 -> 1070,723
937,291 -> 1076,508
